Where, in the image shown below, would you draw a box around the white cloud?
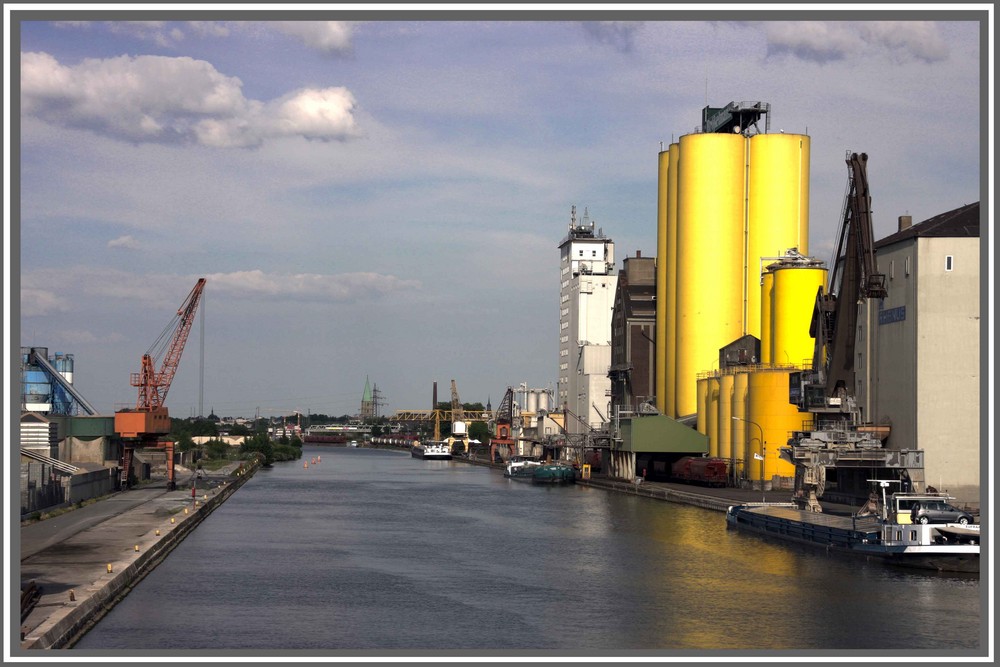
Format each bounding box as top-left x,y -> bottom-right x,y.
762,21 -> 948,63
21,266 -> 420,310
108,234 -> 140,249
20,288 -> 71,317
272,21 -> 354,54
203,270 -> 421,302
20,52 -> 359,148
52,20 -> 352,53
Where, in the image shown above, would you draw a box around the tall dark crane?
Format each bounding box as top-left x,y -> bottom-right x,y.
810,152 -> 887,401
489,387 -> 516,463
786,153 -> 915,511
115,278 -> 206,489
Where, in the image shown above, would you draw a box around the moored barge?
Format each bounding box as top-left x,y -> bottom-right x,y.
726,498 -> 979,574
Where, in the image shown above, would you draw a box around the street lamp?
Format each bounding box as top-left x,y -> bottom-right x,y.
733,416 -> 766,496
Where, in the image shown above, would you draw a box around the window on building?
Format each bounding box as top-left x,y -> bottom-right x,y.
905,256 -> 910,276
945,255 -> 954,271
890,260 -> 894,280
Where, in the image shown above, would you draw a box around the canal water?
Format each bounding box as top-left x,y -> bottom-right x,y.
74,446 -> 983,656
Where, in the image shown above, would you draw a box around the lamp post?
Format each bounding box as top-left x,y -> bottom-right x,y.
734,416 -> 765,496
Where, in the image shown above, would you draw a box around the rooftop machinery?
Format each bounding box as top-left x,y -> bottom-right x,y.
115,278 -> 206,489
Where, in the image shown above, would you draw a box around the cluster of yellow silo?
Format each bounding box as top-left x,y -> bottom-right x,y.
655,129 -> 826,489
699,364 -> 817,487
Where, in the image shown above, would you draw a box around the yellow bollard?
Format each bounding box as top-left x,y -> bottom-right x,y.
107,563 -> 113,574
184,508 -> 189,514
134,544 -> 140,552
203,494 -> 208,500
170,517 -> 176,524
155,529 -> 161,536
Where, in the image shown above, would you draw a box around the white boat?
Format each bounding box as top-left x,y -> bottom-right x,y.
504,456 -> 542,480
411,441 -> 452,460
726,489 -> 979,574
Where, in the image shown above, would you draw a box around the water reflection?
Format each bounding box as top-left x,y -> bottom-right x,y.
74,447 -> 980,654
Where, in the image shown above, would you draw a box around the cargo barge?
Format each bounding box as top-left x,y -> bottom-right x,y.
726,495 -> 979,574
411,441 -> 452,460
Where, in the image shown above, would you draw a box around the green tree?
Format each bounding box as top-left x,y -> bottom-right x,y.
469,421 -> 490,444
240,432 -> 274,465
205,439 -> 229,460
175,433 -> 196,453
229,423 -> 251,436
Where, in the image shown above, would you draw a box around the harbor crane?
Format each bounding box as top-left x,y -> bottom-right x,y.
810,151 -> 888,403
785,153 -> 921,511
115,278 -> 206,490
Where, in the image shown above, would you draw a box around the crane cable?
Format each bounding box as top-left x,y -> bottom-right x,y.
144,309 -> 183,366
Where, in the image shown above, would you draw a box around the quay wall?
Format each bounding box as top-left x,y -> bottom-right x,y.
22,461 -> 260,650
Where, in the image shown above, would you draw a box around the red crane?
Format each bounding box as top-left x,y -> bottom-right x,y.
115,278 -> 206,489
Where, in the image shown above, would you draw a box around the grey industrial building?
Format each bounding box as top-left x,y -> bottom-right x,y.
856,202 -> 982,507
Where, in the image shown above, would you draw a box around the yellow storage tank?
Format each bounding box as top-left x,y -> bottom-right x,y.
676,133 -> 746,416
748,369 -> 806,488
696,376 -> 709,435
717,372 -> 734,462
732,370 -> 749,483
655,148 -> 669,415
746,133 -> 810,339
665,142 -> 680,418
771,259 -> 827,369
707,374 -> 720,457
760,270 -> 774,365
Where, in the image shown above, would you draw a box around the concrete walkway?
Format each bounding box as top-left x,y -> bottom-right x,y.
18,461 -> 252,650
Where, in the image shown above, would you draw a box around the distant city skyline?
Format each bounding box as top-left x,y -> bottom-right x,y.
11,8 -> 987,420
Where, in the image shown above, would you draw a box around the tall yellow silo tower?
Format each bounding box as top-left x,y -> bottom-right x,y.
655,147 -> 669,416
669,102 -> 810,419
675,133 -> 746,417
665,142 -> 680,418
746,133 -> 811,337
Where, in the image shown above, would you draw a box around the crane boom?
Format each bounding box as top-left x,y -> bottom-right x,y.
813,152 -> 887,398
132,278 -> 206,410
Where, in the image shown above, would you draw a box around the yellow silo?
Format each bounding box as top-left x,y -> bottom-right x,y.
732,370 -> 749,483
746,133 -> 810,338
707,374 -> 720,457
748,368 -> 806,488
665,142 -> 680,418
655,148 -> 669,415
718,372 -> 734,463
676,133 -> 746,416
760,270 -> 775,365
771,260 -> 827,369
696,376 -> 709,435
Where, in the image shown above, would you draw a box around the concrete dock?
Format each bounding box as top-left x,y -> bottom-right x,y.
17,460 -> 259,650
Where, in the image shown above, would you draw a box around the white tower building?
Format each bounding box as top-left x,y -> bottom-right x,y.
557,207 -> 618,433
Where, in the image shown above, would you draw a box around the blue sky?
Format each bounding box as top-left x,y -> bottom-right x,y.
9,8 -> 988,420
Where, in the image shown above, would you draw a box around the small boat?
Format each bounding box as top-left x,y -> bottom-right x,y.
726,489 -> 979,574
531,462 -> 577,485
504,456 -> 543,480
411,441 -> 452,460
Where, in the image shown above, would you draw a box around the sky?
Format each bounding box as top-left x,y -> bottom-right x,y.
8,6 -> 989,421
